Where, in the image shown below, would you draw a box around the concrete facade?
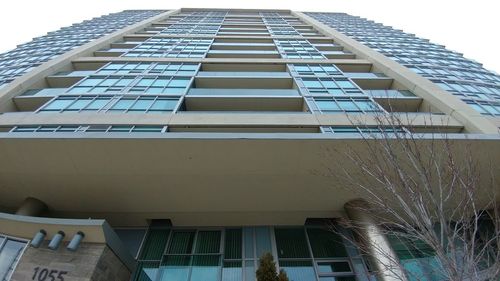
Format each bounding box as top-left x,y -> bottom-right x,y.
0,7 -> 497,281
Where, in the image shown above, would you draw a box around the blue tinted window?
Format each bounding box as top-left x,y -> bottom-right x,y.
111,98 -> 135,110
43,98 -> 75,111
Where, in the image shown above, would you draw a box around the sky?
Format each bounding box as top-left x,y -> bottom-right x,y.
0,0 -> 498,73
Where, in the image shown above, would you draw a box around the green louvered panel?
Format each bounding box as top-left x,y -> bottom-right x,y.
274,228 -> 310,259
195,231 -> 221,253
167,231 -> 196,254
307,228 -> 348,258
224,229 -> 242,259
140,229 -> 170,260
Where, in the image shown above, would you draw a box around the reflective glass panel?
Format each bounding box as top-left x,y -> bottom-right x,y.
279,260 -> 316,281
307,228 -> 348,258
222,261 -> 242,281
0,239 -> 26,279
317,261 -> 351,273
43,98 -> 75,110
189,255 -> 220,281
255,227 -> 272,258
134,261 -> 160,281
158,256 -> 191,281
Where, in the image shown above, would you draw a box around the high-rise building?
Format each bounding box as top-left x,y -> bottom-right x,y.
0,8 -> 498,281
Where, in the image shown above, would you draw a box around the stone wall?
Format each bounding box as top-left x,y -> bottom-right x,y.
11,242 -> 130,281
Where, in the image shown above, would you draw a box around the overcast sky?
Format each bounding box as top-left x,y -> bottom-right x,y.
0,0 -> 498,73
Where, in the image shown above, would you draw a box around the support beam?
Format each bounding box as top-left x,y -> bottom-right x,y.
344,199 -> 408,281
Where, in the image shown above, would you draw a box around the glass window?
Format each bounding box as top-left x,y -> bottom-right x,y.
224,229 -> 242,259
170,78 -> 190,87
255,227 -> 272,258
159,256 -> 191,281
317,261 -> 352,273
42,98 -> 75,111
79,78 -> 102,87
222,261 -> 242,281
295,66 -> 310,73
109,126 -> 133,132
158,229 -> 223,281
194,231 -> 220,254
130,98 -> 154,111
316,100 -> 341,112
182,64 -> 199,71
356,100 -> 378,112
100,78 -> 119,86
244,260 -> 255,281
89,86 -> 107,93
66,98 -> 92,111
57,126 -> 79,132
152,79 -> 169,87
388,234 -> 443,281
304,80 -> 323,88
324,66 -> 340,73
86,125 -> 108,133
131,126 -> 165,133
140,229 -> 170,260
37,126 -> 59,132
150,99 -> 178,112
168,231 -> 195,254
279,260 -> 316,281
327,89 -> 344,96
110,98 -> 135,111
116,78 -> 134,87
307,228 -> 348,258
0,238 -> 27,279
189,255 -> 220,281
337,80 -> 356,89
243,228 -> 254,259
337,100 -> 358,112
163,87 -> 185,95
321,80 -> 338,89
275,228 -> 310,259
84,97 -> 111,111
319,277 -> 356,281
68,86 -> 92,94
137,78 -> 155,87
145,87 -> 165,94
134,261 -> 161,281
12,126 -> 38,132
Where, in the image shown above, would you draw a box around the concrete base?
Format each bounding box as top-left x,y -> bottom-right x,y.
11,242 -> 130,281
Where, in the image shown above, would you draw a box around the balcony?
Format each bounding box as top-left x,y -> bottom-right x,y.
344,72 -> 393,89
207,50 -> 280,58
187,88 -> 300,97
180,96 -> 307,113
365,90 -> 423,113
210,42 -> 276,50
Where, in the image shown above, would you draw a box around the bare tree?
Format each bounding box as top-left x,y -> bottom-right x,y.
320,111 -> 500,281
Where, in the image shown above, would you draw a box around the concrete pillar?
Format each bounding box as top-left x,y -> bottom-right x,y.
15,197 -> 47,217
344,199 -> 408,281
